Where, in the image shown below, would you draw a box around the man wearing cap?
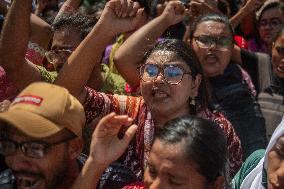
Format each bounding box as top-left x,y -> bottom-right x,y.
0,82 -> 86,189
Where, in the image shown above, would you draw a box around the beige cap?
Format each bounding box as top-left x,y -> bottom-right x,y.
0,82 -> 85,138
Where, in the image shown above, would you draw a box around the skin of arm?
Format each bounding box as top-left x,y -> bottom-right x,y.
230,0 -> 265,29
114,1 -> 187,87
0,0 -> 41,91
54,0 -> 143,101
30,14 -> 52,50
71,113 -> 138,189
55,0 -> 82,19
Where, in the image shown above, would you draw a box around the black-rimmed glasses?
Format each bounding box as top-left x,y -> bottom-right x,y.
0,135 -> 76,159
45,49 -> 73,64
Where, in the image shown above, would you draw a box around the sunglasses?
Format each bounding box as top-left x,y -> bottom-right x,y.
194,35 -> 233,51
139,64 -> 192,85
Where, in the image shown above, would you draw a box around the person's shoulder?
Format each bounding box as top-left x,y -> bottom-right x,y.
232,149 -> 265,189
35,65 -> 58,83
0,169 -> 15,188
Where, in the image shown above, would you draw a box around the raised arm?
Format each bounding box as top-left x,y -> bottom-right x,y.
230,0 -> 264,29
30,14 -> 52,50
55,0 -> 82,19
0,0 -> 41,91
114,1 -> 187,87
71,113 -> 137,189
55,0 -> 144,100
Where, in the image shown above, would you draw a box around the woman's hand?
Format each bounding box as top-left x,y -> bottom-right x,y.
98,0 -> 145,37
242,0 -> 266,13
89,112 -> 138,167
160,1 -> 187,27
188,0 -> 220,21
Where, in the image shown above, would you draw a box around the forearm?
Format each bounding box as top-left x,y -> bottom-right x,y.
56,0 -> 81,18
114,15 -> 171,86
71,157 -> 107,189
55,22 -> 114,98
30,14 -> 52,50
230,6 -> 251,29
0,0 -> 32,73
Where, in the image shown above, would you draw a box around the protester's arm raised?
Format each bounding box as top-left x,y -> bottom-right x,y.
230,0 -> 265,29
114,1 -> 187,87
55,0 -> 143,101
71,113 -> 137,189
30,14 -> 52,50
0,0 -> 42,91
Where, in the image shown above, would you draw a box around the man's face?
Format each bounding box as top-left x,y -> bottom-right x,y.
49,28 -> 81,72
3,129 -> 71,189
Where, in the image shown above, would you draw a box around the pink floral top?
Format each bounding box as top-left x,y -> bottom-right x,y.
0,42 -> 45,102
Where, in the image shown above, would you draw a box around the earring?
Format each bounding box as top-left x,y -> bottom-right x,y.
190,98 -> 196,106
190,97 -> 196,115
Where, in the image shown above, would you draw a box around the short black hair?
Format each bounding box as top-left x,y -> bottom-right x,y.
189,13 -> 234,40
52,12 -> 97,40
155,116 -> 229,187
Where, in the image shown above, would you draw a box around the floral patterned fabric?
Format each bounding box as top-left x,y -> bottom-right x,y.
84,87 -> 243,179
0,42 -> 46,102
0,67 -> 18,102
122,182 -> 145,189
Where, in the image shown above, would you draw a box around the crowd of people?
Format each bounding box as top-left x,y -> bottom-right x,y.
0,0 -> 283,188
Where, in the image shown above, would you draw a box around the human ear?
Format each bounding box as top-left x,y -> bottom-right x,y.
211,176 -> 225,189
68,137 -> 83,160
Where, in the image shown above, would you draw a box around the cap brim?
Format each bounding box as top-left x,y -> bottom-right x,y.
0,109 -> 63,138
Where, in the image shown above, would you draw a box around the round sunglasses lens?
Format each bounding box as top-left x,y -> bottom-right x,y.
142,64 -> 159,81
164,66 -> 183,84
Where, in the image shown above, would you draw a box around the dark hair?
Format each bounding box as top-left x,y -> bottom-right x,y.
155,116 -> 229,187
254,2 -> 284,47
143,39 -> 209,111
189,14 -> 234,40
257,1 -> 284,22
52,12 -> 97,40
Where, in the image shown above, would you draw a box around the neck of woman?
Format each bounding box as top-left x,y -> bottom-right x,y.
151,107 -> 191,127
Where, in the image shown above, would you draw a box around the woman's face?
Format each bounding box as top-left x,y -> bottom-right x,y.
191,21 -> 233,77
272,33 -> 284,78
144,139 -> 223,189
140,50 -> 201,119
258,8 -> 283,46
267,135 -> 284,188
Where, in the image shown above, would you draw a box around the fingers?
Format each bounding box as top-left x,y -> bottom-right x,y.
108,0 -> 140,18
130,1 -> 140,17
121,124 -> 138,145
95,112 -> 134,137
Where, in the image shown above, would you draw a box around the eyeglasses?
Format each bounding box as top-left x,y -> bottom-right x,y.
259,18 -> 281,28
139,64 -> 192,85
194,35 -> 233,51
0,135 -> 76,159
275,46 -> 284,56
45,49 -> 73,64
